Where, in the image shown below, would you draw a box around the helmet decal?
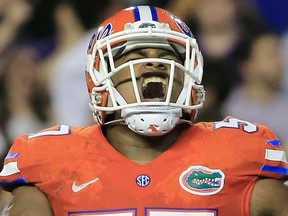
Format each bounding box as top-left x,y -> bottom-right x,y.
87,33 -> 96,53
87,23 -> 113,54
96,23 -> 113,40
173,15 -> 193,37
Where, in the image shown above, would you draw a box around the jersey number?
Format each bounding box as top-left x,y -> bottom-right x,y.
27,125 -> 70,139
214,117 -> 258,133
69,209 -> 217,216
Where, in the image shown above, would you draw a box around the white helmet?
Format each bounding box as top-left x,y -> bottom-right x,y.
85,6 -> 205,136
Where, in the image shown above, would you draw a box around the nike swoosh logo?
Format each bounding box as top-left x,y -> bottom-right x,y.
72,177 -> 99,192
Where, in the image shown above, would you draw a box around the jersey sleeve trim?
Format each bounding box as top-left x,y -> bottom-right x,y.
265,149 -> 287,163
0,162 -> 20,176
260,165 -> 288,175
0,161 -> 28,187
267,139 -> 281,146
0,177 -> 27,187
5,153 -> 19,159
260,139 -> 288,177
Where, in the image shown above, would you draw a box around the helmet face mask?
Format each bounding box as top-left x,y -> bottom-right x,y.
85,6 -> 205,136
112,48 -> 185,104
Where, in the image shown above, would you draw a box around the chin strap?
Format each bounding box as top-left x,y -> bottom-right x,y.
120,106 -> 184,136
99,106 -> 192,136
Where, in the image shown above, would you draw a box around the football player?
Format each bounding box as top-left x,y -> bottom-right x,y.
0,5 -> 288,216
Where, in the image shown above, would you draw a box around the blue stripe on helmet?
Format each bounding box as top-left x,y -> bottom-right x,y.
133,7 -> 140,21
149,6 -> 158,21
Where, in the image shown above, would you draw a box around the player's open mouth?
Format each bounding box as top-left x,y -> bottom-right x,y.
140,72 -> 168,102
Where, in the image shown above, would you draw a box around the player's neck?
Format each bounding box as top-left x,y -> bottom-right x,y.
104,124 -> 186,165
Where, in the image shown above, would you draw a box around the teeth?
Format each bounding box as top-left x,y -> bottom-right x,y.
143,77 -> 166,87
141,76 -> 167,100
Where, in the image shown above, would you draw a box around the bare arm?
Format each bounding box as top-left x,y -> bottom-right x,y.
0,189 -> 12,212
2,186 -> 53,216
250,179 -> 288,216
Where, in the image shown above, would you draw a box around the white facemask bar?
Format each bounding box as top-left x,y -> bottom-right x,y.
90,58 -> 204,111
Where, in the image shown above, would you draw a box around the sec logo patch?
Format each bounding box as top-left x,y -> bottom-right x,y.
136,174 -> 151,187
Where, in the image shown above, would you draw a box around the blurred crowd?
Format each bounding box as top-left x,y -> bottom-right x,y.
0,0 -> 288,209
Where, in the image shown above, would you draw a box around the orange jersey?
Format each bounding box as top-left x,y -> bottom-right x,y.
1,117 -> 288,216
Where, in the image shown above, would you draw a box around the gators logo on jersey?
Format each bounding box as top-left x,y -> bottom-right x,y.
179,165 -> 225,196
